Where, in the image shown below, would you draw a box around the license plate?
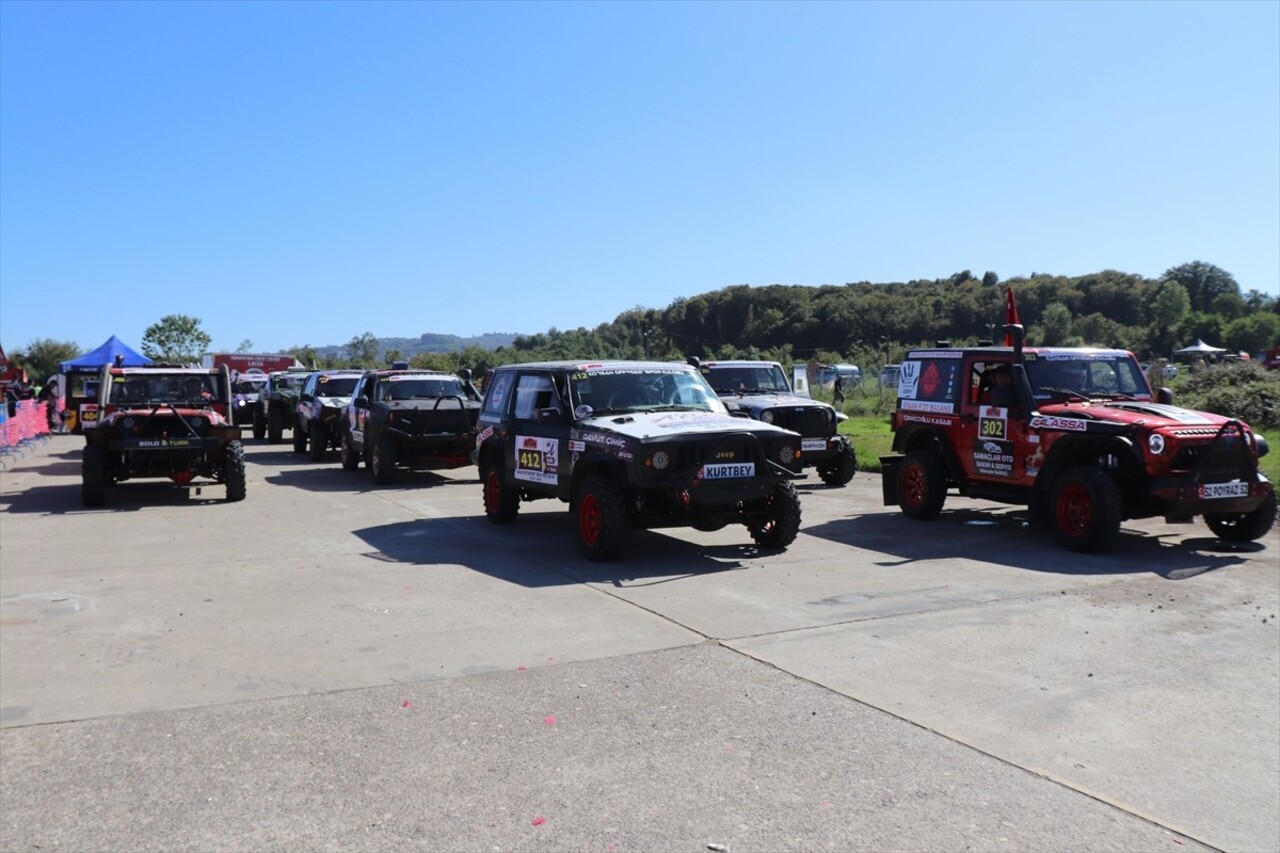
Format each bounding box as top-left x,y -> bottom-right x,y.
698,462 -> 755,480
1200,481 -> 1249,499
801,438 -> 827,452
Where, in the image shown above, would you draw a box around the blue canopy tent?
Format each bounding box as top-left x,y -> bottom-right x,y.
58,336 -> 153,433
60,335 -> 153,372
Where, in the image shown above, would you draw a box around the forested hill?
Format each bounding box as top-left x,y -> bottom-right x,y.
498,261 -> 1279,371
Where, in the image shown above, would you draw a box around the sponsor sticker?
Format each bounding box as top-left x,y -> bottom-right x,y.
1029,415 -> 1089,432
900,399 -> 955,414
801,438 -> 828,452
971,438 -> 1014,478
900,414 -> 954,426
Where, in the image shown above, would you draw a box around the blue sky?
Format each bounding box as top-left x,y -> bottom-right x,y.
2,0 -> 1277,356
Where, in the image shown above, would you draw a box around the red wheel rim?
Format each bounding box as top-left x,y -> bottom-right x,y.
1056,482 -> 1092,536
579,493 -> 600,545
901,464 -> 926,507
485,471 -> 500,512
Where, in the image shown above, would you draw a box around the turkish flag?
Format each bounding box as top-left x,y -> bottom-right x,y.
1002,287 -> 1021,345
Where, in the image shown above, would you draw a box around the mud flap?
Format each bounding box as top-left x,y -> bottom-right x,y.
880,455 -> 902,505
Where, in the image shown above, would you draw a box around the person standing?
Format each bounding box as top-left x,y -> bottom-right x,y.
833,374 -> 846,406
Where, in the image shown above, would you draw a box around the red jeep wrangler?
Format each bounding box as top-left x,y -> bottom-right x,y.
880,328 -> 1275,551
81,364 -> 246,506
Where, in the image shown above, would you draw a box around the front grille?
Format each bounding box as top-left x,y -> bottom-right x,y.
394,405 -> 476,437
665,434 -> 766,477
123,414 -> 209,440
1193,422 -> 1254,483
766,407 -> 831,437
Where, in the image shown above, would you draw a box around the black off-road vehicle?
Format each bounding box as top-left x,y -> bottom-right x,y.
81,365 -> 246,506
340,367 -> 483,483
294,369 -> 362,461
472,360 -> 805,561
256,367 -> 312,442
690,358 -> 857,486
880,327 -> 1275,551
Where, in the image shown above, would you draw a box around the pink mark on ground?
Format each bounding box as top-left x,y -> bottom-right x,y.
517,666 -> 527,671
544,715 -> 557,725
531,816 -> 546,826
401,700 -> 412,709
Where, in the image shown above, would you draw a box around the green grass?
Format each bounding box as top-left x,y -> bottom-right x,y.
836,413 -> 1280,483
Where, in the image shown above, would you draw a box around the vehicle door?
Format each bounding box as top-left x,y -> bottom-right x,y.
297,374 -> 317,428
507,370 -> 570,500
348,374 -> 374,448
957,356 -> 1032,483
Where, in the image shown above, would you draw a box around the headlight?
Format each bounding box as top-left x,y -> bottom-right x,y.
190,416 -> 205,430
121,417 -> 135,429
761,410 -> 774,424
1148,434 -> 1165,455
650,450 -> 670,470
778,445 -> 797,464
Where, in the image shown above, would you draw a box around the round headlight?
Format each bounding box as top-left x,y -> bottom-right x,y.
121,417 -> 135,429
190,416 -> 205,430
1148,434 -> 1165,455
761,410 -> 774,424
651,450 -> 670,470
778,445 -> 796,464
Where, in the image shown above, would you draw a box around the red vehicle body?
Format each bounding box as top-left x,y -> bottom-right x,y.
81,365 -> 246,506
880,329 -> 1275,551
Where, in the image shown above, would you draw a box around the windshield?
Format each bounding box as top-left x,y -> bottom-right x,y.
109,374 -> 221,405
568,367 -> 725,416
1025,354 -> 1153,400
232,379 -> 267,394
314,376 -> 359,397
703,365 -> 792,394
377,377 -> 468,401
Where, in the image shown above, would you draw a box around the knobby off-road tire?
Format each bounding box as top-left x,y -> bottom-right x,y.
1205,489 -> 1277,542
576,476 -> 628,561
82,445 -> 107,507
268,406 -> 284,444
309,421 -> 327,462
292,417 -> 307,453
897,450 -> 946,519
817,438 -> 857,487
223,441 -> 247,502
481,459 -> 519,523
370,434 -> 396,484
340,435 -> 362,471
748,480 -> 802,548
252,407 -> 266,440
1050,466 -> 1122,552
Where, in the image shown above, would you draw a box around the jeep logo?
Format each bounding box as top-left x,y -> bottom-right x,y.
714,450 -> 736,460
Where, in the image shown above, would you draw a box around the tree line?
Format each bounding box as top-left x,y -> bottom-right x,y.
9,261 -> 1279,383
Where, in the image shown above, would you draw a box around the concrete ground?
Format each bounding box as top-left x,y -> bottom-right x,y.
1,434 -> 1276,852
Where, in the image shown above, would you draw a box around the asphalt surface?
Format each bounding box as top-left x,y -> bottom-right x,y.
1,433 -> 1277,852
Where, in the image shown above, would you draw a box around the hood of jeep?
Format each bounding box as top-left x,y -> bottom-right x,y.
1038,400 -> 1234,431
720,392 -> 831,414
579,410 -> 797,442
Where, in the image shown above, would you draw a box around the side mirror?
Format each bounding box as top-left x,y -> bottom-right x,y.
536,407 -> 564,426
1156,386 -> 1174,405
354,395 -> 369,408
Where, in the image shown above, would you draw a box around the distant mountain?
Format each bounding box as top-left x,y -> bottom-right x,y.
313,332 -> 519,360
